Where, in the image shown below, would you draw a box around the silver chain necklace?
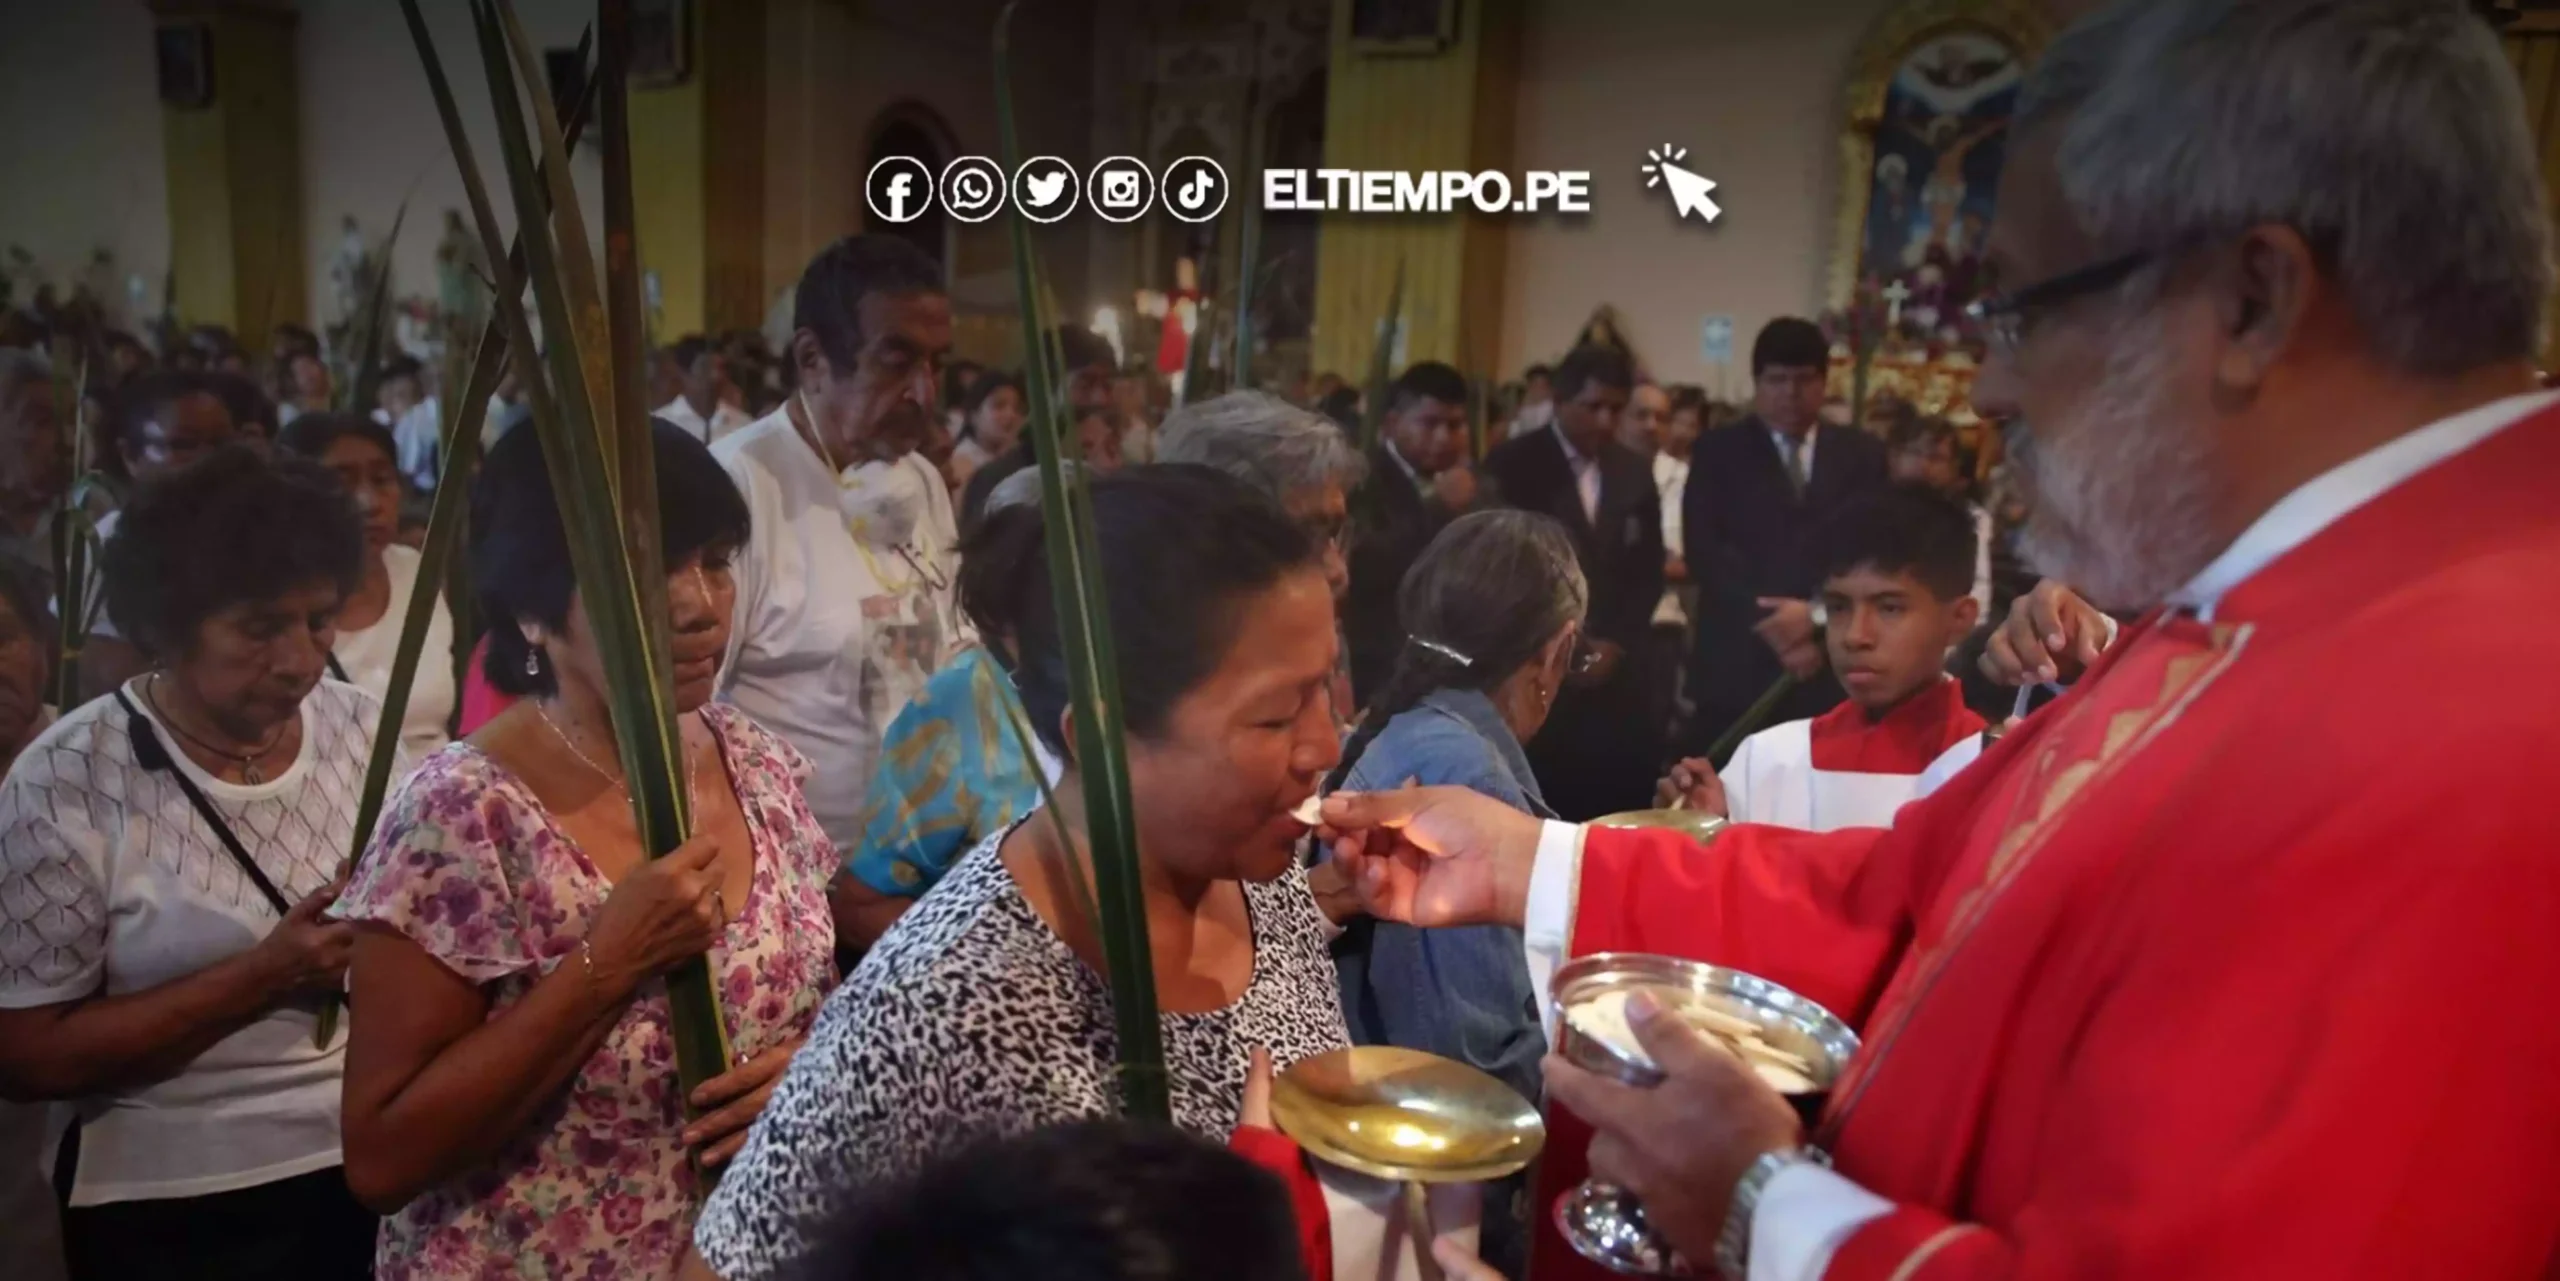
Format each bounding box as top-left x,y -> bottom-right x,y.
535,702 -> 701,818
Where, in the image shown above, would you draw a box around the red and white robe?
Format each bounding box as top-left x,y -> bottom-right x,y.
1521,390 -> 2560,1281
1718,679 -> 1987,832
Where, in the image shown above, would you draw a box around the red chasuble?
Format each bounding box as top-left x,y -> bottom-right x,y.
1533,406 -> 2560,1280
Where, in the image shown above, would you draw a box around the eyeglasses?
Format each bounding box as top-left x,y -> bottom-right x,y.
1566,637 -> 1606,678
1300,513 -> 1350,554
1968,247 -> 2157,354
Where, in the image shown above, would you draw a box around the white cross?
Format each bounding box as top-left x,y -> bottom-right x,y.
1881,279 -> 1912,328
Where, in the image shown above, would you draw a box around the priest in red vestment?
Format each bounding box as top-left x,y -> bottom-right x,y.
1318,3 -> 2560,1277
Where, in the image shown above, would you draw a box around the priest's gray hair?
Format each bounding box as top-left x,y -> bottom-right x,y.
1154,390 -> 1367,504
2022,0 -> 2553,377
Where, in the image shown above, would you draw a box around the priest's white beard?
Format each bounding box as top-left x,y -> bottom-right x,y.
2008,309 -> 2223,611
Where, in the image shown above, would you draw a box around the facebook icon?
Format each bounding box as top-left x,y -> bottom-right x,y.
865,156 -> 934,225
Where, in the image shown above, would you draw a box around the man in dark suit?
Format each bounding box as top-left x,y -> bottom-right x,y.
1345,361 -> 1480,705
1684,316 -> 1891,757
1483,343 -> 1664,819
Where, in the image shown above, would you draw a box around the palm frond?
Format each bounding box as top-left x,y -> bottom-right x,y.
1230,44 -> 1263,393
401,0 -> 729,1098
343,201 -> 412,417
491,0 -> 615,466
1466,373 -> 1487,461
597,0 -> 685,828
1182,297 -> 1216,405
1231,221 -> 1258,391
47,360 -> 97,711
1357,258 -> 1405,452
997,0 -> 1169,1122
988,659 -> 1102,945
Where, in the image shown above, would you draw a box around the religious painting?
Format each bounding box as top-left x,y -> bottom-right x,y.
1863,32 -> 2017,316
1826,1 -> 2054,423
155,22 -> 215,110
629,0 -> 692,88
1350,0 -> 1459,55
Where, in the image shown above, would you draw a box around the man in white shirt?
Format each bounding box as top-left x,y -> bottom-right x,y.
369,356 -> 441,492
713,236 -> 952,854
657,334 -> 755,444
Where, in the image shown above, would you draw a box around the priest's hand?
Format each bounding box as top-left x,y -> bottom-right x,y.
1545,990 -> 1805,1267
1983,579 -> 2112,686
1318,786 -> 1545,929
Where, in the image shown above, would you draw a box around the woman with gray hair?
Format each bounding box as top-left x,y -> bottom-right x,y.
1154,390 -> 1365,600
1321,508 -> 1593,1278
1156,391 -> 1368,723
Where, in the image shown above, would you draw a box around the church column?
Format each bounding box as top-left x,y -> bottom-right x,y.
629,0 -> 766,339
153,0 -> 306,337
1309,0 -> 1522,382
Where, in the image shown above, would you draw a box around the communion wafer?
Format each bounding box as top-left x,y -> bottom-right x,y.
1566,987 -> 1823,1094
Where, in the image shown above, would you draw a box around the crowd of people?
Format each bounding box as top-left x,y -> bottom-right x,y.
4,0 -> 2560,1278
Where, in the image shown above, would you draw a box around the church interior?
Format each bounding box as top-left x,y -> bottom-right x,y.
8,4 -> 2560,1281
12,0 -> 2560,427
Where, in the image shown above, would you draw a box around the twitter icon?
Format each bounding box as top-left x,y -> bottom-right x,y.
1011,157 -> 1080,224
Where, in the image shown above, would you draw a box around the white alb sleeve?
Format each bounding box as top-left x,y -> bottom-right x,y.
1749,1162 -> 1896,1281
1520,819 -> 1585,1039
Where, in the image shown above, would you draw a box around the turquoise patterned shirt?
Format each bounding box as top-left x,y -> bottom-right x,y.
845,647 -> 1048,897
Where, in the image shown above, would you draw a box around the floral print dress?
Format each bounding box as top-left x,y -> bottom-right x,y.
334,705 -> 838,1281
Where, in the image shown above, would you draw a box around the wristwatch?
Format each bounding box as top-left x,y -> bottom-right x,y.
1806,599 -> 1829,632
1714,1145 -> 1832,1281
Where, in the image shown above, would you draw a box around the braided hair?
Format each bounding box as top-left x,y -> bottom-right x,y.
1323,509 -> 1587,793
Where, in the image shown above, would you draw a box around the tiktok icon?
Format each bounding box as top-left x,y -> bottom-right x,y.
865,155 -> 936,225
1161,156 -> 1229,223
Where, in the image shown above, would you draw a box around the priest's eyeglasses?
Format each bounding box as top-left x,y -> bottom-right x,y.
1968,247 -> 2157,353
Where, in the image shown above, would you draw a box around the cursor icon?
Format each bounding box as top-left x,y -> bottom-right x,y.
1642,144 -> 1722,224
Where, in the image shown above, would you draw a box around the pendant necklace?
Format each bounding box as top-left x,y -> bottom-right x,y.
147,673 -> 287,784
536,702 -> 702,817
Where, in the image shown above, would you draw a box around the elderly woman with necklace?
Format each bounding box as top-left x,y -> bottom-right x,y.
0,446 -> 383,1280
332,420 -> 839,1280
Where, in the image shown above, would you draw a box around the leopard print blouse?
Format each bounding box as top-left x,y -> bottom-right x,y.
692,828 -> 1351,1279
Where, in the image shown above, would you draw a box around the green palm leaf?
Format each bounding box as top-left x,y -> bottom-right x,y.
342,201 -> 411,418
491,0 -> 616,465
47,360 -> 101,711
997,0 -> 1168,1122
1231,220 -> 1259,390
1183,296 -> 1216,405
341,31 -> 598,888
399,0 -> 729,1105
1358,258 -> 1404,452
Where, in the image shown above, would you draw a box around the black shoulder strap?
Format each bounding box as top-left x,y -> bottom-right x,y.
112,690 -> 295,919
325,652 -> 348,683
